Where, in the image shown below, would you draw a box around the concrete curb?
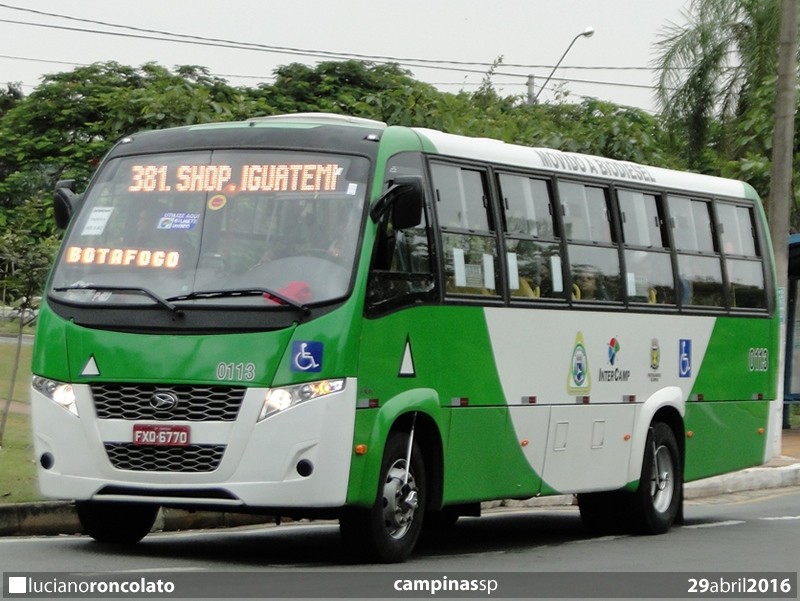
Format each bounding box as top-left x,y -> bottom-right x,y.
2,463 -> 798,537
0,502 -> 80,536
0,503 -> 277,537
682,461 -> 800,498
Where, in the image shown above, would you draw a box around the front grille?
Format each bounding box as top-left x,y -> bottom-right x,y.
104,443 -> 226,472
92,383 -> 244,421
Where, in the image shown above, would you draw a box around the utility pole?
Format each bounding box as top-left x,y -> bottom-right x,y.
768,0 -> 798,455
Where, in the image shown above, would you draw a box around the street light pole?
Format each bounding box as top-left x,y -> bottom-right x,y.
531,26 -> 595,104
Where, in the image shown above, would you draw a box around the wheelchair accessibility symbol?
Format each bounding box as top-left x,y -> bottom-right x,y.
678,339 -> 692,378
291,341 -> 323,372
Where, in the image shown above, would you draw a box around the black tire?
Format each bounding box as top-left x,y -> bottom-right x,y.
76,501 -> 159,544
632,422 -> 682,534
340,432 -> 426,563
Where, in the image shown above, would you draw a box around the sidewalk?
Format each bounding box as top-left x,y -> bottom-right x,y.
1,429 -> 798,537
766,425 -> 800,466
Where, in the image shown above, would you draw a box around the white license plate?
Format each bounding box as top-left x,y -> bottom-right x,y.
132,424 -> 190,447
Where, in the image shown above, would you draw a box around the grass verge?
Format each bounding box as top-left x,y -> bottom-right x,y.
0,319 -> 36,337
0,336 -> 40,502
0,412 -> 40,502
0,338 -> 33,404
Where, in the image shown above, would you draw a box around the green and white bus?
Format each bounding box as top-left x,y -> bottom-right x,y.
31,113 -> 779,562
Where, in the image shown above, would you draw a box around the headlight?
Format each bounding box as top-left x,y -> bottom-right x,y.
32,375 -> 78,417
258,379 -> 345,422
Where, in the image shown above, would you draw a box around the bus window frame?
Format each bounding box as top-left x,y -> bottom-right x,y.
365,151 -> 437,317
428,158 -> 505,303
664,192 -> 727,311
616,187 -> 678,307
495,169 -> 567,304
554,178 -> 625,305
418,153 -> 773,318
715,199 -> 769,312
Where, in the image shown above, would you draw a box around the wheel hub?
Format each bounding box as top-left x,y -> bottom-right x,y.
650,444 -> 675,513
382,460 -> 418,539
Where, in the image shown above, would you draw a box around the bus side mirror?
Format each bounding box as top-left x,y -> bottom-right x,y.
53,179 -> 80,229
370,175 -> 424,230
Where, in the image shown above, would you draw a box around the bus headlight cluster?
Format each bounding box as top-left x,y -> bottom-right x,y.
32,375 -> 78,417
258,379 -> 345,422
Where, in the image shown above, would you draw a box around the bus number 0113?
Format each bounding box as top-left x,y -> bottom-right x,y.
216,362 -> 256,381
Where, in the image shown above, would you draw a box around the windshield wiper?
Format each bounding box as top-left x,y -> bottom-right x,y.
54,285 -> 181,314
167,288 -> 310,316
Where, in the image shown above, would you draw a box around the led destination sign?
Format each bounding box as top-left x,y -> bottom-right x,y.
128,163 -> 342,194
65,246 -> 181,269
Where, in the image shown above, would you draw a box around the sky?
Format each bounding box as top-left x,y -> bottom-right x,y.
0,0 -> 692,114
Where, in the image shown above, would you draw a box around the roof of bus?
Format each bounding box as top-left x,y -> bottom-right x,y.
106,114 -> 385,159
410,127 -> 754,200
104,113 -> 757,203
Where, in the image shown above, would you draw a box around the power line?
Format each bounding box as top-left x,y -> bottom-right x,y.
0,52 -> 84,68
0,0 -> 685,96
0,53 -> 657,113
0,2 -> 665,73
0,2 -> 666,103
0,19 -> 657,93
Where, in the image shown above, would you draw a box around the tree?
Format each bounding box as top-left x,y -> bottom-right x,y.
252,60 -> 448,127
0,58 -> 687,247
769,0 -> 798,433
516,98 -> 677,167
0,195 -> 59,446
653,0 -> 800,228
0,62 -> 258,213
0,83 -> 22,118
653,0 -> 782,168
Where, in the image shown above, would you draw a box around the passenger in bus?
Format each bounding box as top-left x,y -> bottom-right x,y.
573,265 -> 606,300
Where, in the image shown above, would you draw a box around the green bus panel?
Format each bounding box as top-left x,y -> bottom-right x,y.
690,317 -> 778,402
445,406 -> 541,502
683,400 -> 770,481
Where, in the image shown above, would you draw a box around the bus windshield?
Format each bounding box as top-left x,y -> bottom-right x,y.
49,150 -> 369,308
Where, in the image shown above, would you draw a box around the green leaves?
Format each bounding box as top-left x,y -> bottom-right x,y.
1,52 -> 793,308
652,0 -> 792,211
0,195 -> 60,311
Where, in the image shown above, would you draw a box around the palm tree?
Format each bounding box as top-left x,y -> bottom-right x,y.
653,0 -> 781,165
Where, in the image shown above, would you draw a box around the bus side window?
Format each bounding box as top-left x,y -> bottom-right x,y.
717,202 -> 766,309
618,189 -> 675,305
431,163 -> 499,297
560,182 -> 622,302
366,153 -> 435,314
498,173 -> 563,300
668,195 -> 723,307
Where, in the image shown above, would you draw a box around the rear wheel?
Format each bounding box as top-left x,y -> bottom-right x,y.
340,432 -> 426,563
579,421 -> 682,536
76,501 -> 158,544
632,422 -> 682,534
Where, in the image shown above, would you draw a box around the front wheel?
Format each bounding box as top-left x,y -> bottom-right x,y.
340,432 -> 426,563
76,501 -> 159,544
632,422 -> 682,534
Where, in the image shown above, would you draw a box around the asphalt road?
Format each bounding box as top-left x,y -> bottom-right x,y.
1,486 -> 798,600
